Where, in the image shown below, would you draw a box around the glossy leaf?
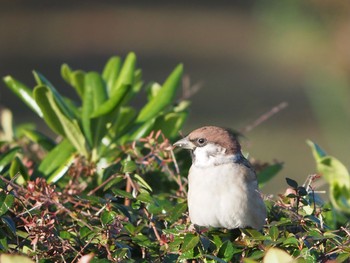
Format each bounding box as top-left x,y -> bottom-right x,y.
33,85 -> 65,136
47,153 -> 76,183
112,52 -> 136,94
33,71 -> 74,119
258,163 -> 283,188
21,129 -> 55,151
38,139 -> 75,176
0,192 -> 14,216
3,76 -> 43,117
43,86 -> 87,157
136,64 -> 183,123
307,140 -> 327,161
90,84 -> 130,118
101,211 -> 117,225
102,56 -> 122,94
0,147 -> 20,172
181,233 -> 200,252
9,156 -> 29,182
153,112 -> 188,139
217,240 -> 235,261
286,178 -> 298,189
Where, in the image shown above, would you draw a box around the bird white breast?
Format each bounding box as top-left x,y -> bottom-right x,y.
188,145 -> 266,229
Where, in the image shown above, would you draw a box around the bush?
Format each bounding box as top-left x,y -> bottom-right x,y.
0,53 -> 349,262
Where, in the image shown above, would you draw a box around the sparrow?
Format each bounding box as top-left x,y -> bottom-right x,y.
174,126 -> 266,230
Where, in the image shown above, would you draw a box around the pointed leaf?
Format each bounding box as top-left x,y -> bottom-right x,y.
181,233 -> 200,252
307,140 -> 327,162
136,64 -> 183,123
0,147 -> 20,172
33,85 -> 65,135
153,112 -> 188,139
44,86 -> 88,157
21,129 -> 55,151
258,163 -> 283,188
3,76 -> 43,117
286,178 -> 298,189
0,192 -> 14,216
102,56 -> 122,94
33,71 -> 74,119
38,139 -> 76,176
111,52 -> 136,94
61,63 -> 72,83
47,153 -> 76,183
90,84 -> 130,118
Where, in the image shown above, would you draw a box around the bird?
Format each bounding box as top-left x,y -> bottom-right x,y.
173,126 -> 266,230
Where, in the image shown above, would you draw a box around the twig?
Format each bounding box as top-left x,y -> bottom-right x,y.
143,207 -> 168,248
87,173 -> 121,196
181,75 -> 203,100
240,101 -> 288,133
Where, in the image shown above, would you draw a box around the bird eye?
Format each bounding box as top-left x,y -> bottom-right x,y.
197,138 -> 206,146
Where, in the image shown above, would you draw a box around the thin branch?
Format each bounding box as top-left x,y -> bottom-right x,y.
240,101 -> 288,133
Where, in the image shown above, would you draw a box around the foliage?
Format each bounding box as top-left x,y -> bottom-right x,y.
0,54 -> 349,262
3,52 -> 188,183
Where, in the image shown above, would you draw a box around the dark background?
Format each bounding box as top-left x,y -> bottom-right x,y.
1,0 -> 350,194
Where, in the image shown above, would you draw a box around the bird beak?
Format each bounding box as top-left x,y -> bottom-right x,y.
173,137 -> 195,150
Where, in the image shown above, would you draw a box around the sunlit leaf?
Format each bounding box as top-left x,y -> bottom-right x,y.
3,76 -> 43,117
136,64 -> 183,123
0,193 -> 14,216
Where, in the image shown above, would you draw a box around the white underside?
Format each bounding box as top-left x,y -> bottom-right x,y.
188,161 -> 266,230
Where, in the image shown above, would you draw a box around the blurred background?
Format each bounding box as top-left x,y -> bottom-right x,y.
1,0 -> 350,194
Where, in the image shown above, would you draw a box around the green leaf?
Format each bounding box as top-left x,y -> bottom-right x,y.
112,52 -> 136,94
153,112 -> 188,139
136,192 -> 154,204
258,163 -> 283,188
318,156 -> 350,189
286,178 -> 298,189
122,158 -> 137,173
269,225 -> 279,241
9,156 -> 29,182
38,139 -> 75,176
90,84 -> 130,118
136,64 -> 183,123
61,64 -> 86,97
205,255 -> 228,263
112,106 -> 137,137
60,63 -> 72,83
0,147 -> 20,172
33,71 -> 74,119
181,233 -> 200,252
82,72 -> 108,149
113,189 -> 134,200
102,56 -> 122,94
39,86 -> 87,157
21,129 -> 55,151
33,85 -> 65,136
123,118 -> 156,142
134,174 -> 153,192
47,153 -> 76,183
307,140 -> 327,161
0,192 -> 14,216
217,240 -> 236,261
3,76 -> 43,117
1,215 -> 16,236
101,211 -> 117,225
